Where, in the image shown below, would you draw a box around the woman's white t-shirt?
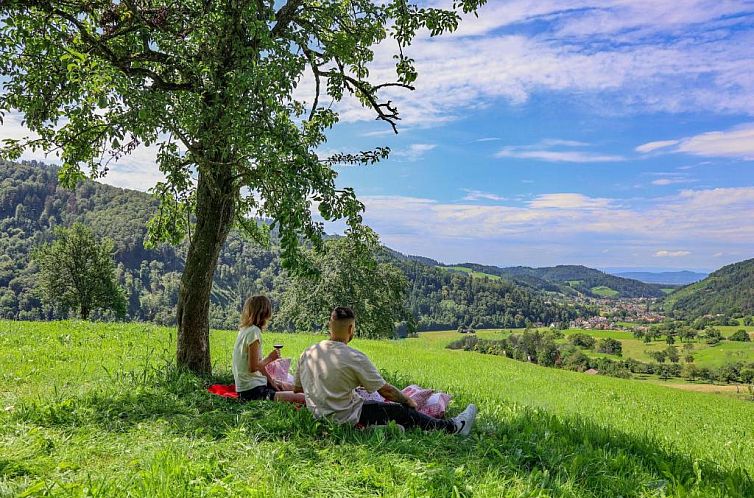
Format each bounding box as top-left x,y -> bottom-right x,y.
232,325 -> 267,392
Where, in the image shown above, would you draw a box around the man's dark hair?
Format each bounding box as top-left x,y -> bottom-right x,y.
331,306 -> 355,321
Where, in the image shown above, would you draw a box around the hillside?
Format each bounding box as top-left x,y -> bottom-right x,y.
1,320 -> 753,496
445,263 -> 666,299
0,161 -> 586,330
614,270 -> 707,285
664,258 -> 754,317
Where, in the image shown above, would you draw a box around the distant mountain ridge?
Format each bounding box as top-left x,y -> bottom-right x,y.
440,263 -> 667,299
614,271 -> 707,285
664,259 -> 754,317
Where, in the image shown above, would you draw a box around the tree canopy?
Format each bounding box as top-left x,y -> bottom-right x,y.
33,222 -> 126,319
0,0 -> 486,265
278,227 -> 413,338
0,0 -> 487,373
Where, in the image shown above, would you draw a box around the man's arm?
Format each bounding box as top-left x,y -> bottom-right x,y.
352,350 -> 417,408
378,383 -> 418,409
292,354 -> 305,394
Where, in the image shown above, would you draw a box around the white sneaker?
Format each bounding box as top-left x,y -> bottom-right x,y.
452,404 -> 478,436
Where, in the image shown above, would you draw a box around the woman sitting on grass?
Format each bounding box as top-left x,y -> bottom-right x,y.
233,295 -> 305,404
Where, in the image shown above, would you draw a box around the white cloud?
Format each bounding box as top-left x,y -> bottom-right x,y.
675,186 -> 754,208
102,145 -> 165,191
539,139 -> 590,147
0,112 -> 58,163
495,140 -> 624,163
655,250 -> 692,257
433,0 -> 754,40
496,149 -> 625,163
361,129 -> 398,137
462,189 -> 506,201
677,124 -> 754,160
394,143 -> 437,161
473,137 -> 502,142
550,1 -> 753,39
1,112 -> 37,141
636,123 -> 754,160
636,140 -> 680,153
313,0 -> 754,127
528,193 -> 612,209
651,177 -> 693,186
350,186 -> 754,266
1,111 -> 164,191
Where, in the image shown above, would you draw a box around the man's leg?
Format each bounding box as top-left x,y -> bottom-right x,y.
359,401 -> 456,432
274,391 -> 306,404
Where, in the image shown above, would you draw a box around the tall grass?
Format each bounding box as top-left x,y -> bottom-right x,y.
1,320 -> 753,497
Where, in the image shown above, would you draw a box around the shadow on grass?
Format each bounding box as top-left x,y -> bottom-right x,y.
6,364 -> 754,497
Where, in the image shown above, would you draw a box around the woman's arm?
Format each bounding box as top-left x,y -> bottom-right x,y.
248,341 -> 280,386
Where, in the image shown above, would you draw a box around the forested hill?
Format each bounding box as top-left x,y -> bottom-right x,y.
0,161 -> 589,330
444,263 -> 667,298
664,259 -> 754,317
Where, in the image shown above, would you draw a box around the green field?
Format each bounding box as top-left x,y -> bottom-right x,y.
589,286 -> 619,297
445,326 -> 754,370
2,321 -> 754,497
718,323 -> 754,336
570,330 -> 754,367
444,266 -> 502,280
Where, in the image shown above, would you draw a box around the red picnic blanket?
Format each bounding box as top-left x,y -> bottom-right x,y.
208,359 -> 295,399
207,383 -> 238,399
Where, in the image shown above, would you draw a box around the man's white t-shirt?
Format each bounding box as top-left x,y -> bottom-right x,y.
294,340 -> 386,425
232,325 -> 267,392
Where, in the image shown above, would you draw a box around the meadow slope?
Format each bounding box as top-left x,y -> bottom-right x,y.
1,321 -> 753,497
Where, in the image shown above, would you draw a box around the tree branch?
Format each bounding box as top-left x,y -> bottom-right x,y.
31,1 -> 195,92
313,60 -> 414,134
270,0 -> 304,37
302,47 -> 321,121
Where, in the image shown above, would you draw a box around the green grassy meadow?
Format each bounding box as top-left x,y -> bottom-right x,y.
447,327 -> 754,370
444,266 -> 502,281
589,286 -> 619,297
2,321 -> 754,497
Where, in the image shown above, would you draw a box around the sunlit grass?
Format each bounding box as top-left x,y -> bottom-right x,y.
1,320 -> 754,497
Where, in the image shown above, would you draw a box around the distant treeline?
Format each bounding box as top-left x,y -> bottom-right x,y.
0,161 -> 589,330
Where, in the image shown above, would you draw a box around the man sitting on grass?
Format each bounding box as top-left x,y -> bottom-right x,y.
293,306 -> 477,435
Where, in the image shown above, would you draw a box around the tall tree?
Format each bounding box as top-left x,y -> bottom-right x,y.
33,223 -> 126,319
278,226 -> 412,338
0,0 -> 485,373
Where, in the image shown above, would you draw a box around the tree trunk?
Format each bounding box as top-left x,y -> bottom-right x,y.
176,3 -> 243,374
176,170 -> 235,374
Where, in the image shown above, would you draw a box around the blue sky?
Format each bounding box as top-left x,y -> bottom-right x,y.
3,0 -> 754,271
319,0 -> 754,272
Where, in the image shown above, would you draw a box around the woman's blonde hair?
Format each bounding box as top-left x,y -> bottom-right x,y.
240,295 -> 272,329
